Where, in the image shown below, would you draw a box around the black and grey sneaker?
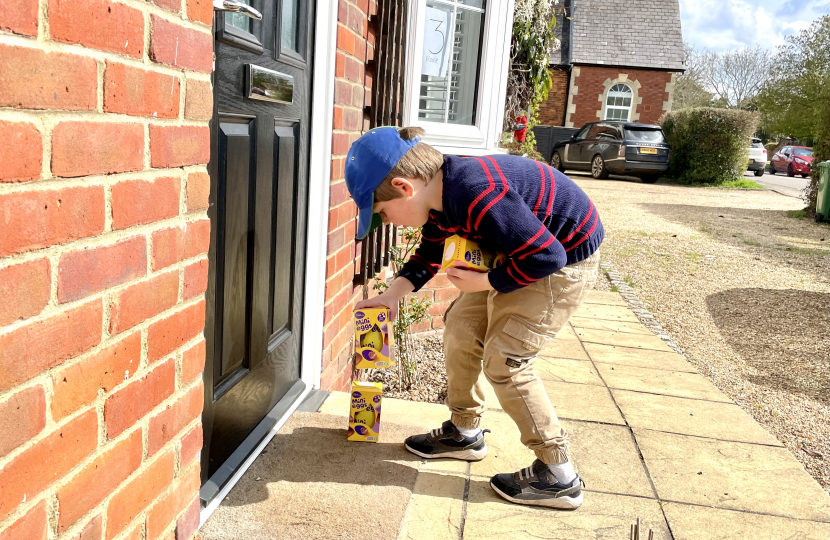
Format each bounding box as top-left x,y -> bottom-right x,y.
404,420 -> 490,461
490,459 -> 584,509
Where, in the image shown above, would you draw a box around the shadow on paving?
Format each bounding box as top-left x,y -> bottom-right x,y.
201,412 -> 473,540
706,288 -> 830,404
640,203 -> 828,276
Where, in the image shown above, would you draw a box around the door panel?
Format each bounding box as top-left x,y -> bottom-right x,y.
202,0 -> 312,491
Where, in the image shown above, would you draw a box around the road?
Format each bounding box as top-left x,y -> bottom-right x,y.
747,169 -> 810,198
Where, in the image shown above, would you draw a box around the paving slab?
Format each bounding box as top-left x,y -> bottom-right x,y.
570,316 -> 655,335
201,412 -> 420,540
614,389 -> 783,446
575,327 -> 675,352
396,471 -> 466,540
470,413 -> 653,497
583,290 -> 628,306
635,429 -> 830,522
595,363 -> 732,402
571,303 -> 641,323
463,482 -> 672,539
662,502 -> 830,540
584,343 -> 698,372
553,324 -> 580,340
484,379 -> 625,425
539,338 -> 590,360
535,356 -> 604,386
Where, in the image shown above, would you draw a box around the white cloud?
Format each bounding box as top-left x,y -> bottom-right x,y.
679,0 -> 824,52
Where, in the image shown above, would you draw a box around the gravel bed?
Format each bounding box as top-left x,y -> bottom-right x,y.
369,334 -> 448,403
573,174 -> 830,491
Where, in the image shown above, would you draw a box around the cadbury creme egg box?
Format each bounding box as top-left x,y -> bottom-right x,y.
441,234 -> 507,272
353,307 -> 394,369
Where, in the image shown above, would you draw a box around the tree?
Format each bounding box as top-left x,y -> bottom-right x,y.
698,45 -> 774,109
758,16 -> 830,142
673,43 -> 713,110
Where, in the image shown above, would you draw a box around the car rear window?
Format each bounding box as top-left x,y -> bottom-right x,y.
793,148 -> 814,157
751,140 -> 764,148
625,129 -> 665,143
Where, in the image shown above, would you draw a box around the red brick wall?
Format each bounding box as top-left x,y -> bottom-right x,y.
0,0 -> 212,538
569,66 -> 673,127
321,0 -> 375,392
538,68 -> 570,126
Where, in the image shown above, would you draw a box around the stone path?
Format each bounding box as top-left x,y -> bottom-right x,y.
202,290 -> 830,540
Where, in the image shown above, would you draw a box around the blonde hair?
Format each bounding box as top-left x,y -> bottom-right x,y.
374,127 -> 444,202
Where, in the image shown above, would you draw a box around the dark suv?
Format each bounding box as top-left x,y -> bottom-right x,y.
550,122 -> 670,183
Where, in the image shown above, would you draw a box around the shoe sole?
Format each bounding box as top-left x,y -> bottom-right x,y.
490,482 -> 583,510
404,443 -> 488,462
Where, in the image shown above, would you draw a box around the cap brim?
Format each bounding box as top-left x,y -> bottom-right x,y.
356,193 -> 383,240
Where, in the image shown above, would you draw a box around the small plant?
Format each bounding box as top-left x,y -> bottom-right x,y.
623,275 -> 637,288
787,210 -> 808,219
370,227 -> 432,389
743,239 -> 762,247
716,179 -> 765,189
610,285 -> 619,293
685,252 -> 703,261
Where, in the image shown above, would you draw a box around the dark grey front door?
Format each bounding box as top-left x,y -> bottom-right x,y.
201,0 -> 313,495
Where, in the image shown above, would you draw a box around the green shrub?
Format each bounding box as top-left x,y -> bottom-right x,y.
765,141 -> 779,155
660,108 -> 760,184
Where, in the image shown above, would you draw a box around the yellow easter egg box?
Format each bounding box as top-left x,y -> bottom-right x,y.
353,307 -> 395,369
441,234 -> 507,272
348,381 -> 382,442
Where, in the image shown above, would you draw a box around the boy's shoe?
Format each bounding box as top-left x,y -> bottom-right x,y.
404,420 -> 489,461
490,459 -> 584,510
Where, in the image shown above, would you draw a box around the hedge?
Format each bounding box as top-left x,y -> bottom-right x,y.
660,108 -> 760,184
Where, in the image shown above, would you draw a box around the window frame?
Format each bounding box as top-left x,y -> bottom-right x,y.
604,83 -> 633,122
402,0 -> 515,154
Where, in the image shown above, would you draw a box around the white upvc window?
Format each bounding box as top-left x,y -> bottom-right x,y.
604,83 -> 633,121
404,0 -> 515,154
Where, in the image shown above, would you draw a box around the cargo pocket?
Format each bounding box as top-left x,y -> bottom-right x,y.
501,315 -> 554,352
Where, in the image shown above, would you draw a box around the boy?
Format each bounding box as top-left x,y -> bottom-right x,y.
347,126 -> 602,510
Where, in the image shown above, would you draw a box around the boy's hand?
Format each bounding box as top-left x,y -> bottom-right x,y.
445,268 -> 494,293
355,294 -> 400,321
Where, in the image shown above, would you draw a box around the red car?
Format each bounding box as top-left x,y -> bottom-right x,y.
770,146 -> 814,177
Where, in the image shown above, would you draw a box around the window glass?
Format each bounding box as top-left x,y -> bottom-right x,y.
573,125 -> 591,141
793,148 -> 813,157
418,0 -> 486,125
225,0 -> 253,32
281,0 -> 299,51
586,124 -> 605,139
625,129 -> 666,143
595,124 -> 621,140
605,83 -> 632,122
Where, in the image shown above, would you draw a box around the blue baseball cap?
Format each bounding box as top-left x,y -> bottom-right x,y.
345,127 -> 420,239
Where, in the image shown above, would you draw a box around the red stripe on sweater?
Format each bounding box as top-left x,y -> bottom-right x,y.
507,264 -> 532,286
533,160 -> 546,214
561,201 -> 593,244
510,224 -> 547,256
545,165 -> 556,218
410,253 -> 438,275
474,157 -> 510,229
467,158 -> 497,231
518,234 -> 556,259
565,212 -> 599,252
509,259 -> 537,283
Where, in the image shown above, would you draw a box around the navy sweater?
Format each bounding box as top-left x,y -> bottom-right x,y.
398,154 -> 604,294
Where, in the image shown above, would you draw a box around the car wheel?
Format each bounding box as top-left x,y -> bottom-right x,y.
640,175 -> 660,184
787,164 -> 795,177
551,152 -> 564,172
754,169 -> 764,177
769,164 -> 776,174
591,155 -> 609,179
802,174 -> 809,178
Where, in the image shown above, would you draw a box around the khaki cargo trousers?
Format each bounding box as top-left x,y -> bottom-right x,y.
442,251 -> 600,464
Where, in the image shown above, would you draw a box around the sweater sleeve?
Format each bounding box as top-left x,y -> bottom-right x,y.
397,219 -> 449,292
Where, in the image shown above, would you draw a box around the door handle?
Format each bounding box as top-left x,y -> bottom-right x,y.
213,0 -> 262,20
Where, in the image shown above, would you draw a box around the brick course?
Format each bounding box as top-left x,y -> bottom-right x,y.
0,0 -> 211,537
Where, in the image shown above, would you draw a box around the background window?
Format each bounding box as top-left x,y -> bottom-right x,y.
418,0 -> 485,125
605,83 -> 633,121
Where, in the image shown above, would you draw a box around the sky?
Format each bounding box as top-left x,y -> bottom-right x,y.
679,0 -> 826,52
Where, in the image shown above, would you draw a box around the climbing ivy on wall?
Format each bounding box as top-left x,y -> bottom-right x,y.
503,0 -> 559,157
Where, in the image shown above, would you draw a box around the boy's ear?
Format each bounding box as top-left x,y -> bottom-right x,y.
390,177 -> 416,197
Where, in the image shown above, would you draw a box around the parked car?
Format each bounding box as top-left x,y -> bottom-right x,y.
747,137 -> 767,177
550,121 -> 669,183
770,146 -> 813,178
